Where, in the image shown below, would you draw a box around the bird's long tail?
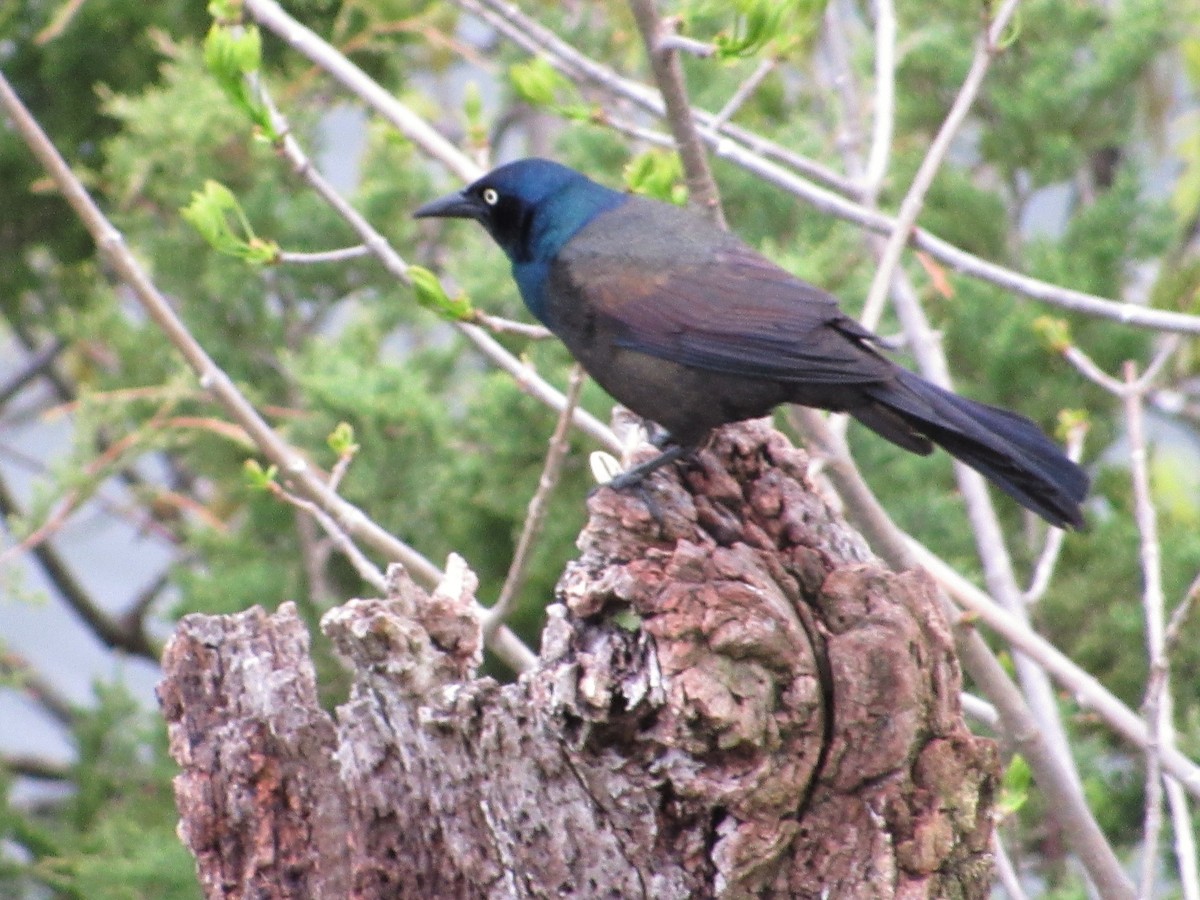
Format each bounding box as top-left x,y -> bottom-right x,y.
850,370 -> 1089,528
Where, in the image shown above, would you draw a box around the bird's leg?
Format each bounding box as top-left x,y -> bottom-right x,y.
607,443 -> 690,490
645,423 -> 675,450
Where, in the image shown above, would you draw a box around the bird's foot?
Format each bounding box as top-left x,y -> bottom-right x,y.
646,425 -> 675,450
587,443 -> 691,525
606,443 -> 689,490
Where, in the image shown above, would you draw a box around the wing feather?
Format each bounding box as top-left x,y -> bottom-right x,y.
559,241 -> 888,385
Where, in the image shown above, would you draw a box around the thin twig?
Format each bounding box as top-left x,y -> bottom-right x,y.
1122,359 -> 1176,900
1023,421 -> 1087,605
1164,571 -> 1200,660
277,245 -> 370,264
960,691 -> 999,728
0,456 -> 157,658
485,365 -> 585,638
628,0 -> 727,227
861,0 -> 896,203
122,568 -> 173,631
472,312 -> 552,340
0,399 -> 178,569
0,338 -> 66,407
1065,338 -> 1181,399
268,483 -> 387,593
1165,774 -> 1200,900
0,648 -> 77,726
859,0 -> 1021,331
993,831 -> 1030,900
656,32 -> 716,58
1062,345 -> 1126,394
707,57 -> 776,134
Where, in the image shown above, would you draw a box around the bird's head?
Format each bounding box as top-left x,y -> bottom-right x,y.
414,158 -> 625,263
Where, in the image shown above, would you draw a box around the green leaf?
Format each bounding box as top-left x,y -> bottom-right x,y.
463,81 -> 484,126
327,422 -> 361,457
409,265 -> 474,320
1032,316 -> 1072,353
243,459 -> 278,490
180,180 -> 279,264
508,57 -> 567,108
202,22 -> 274,137
715,0 -> 788,59
207,0 -> 242,21
998,754 -> 1031,817
623,150 -> 687,204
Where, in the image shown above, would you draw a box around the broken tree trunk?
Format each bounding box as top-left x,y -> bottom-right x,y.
158,419 -> 998,898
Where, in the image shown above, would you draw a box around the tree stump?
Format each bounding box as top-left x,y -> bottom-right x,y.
158,419 -> 998,898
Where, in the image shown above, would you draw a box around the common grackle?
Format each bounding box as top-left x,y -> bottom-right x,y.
415,158 -> 1089,528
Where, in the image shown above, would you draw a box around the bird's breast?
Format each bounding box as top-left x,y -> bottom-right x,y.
512,260 -> 553,326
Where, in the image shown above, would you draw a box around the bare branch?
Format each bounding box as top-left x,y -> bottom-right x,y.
1116,357 -> 1197,900
707,57 -> 776,134
2,753 -> 71,782
655,31 -> 715,58
0,647 -> 77,727
471,312 -> 552,340
0,338 -> 66,407
271,483 -> 385,592
1165,571 -> 1200,660
862,0 -> 896,203
859,0 -> 1021,331
1166,774 -> 1200,900
1121,359 -> 1167,899
485,365 -> 585,638
961,691 -> 1000,728
277,245 -> 370,264
0,465 -> 157,659
992,831 -> 1029,900
628,0 -> 727,227
1023,421 -> 1087,605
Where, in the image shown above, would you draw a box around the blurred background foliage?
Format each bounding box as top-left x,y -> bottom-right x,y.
1,0 -> 1199,894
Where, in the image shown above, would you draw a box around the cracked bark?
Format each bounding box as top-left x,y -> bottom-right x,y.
159,419 -> 998,899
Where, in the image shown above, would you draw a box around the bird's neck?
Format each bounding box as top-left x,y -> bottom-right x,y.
523,182 -> 626,263
510,182 -> 626,326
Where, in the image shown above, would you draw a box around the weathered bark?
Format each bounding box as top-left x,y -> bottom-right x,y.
159,419 -> 998,899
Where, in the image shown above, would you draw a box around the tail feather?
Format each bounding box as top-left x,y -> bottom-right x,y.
854,371 -> 1089,528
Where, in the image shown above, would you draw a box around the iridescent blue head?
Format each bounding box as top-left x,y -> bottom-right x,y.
413,158 -> 626,265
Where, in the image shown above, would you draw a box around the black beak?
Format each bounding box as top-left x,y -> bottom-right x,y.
413,189 -> 484,221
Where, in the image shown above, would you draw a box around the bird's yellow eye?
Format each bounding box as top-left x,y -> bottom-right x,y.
482,188 -> 499,206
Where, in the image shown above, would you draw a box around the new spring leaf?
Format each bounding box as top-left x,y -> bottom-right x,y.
409,266 -> 474,320
181,180 -> 279,264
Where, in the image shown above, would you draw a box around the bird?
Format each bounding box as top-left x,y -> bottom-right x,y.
414,158 -> 1089,528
